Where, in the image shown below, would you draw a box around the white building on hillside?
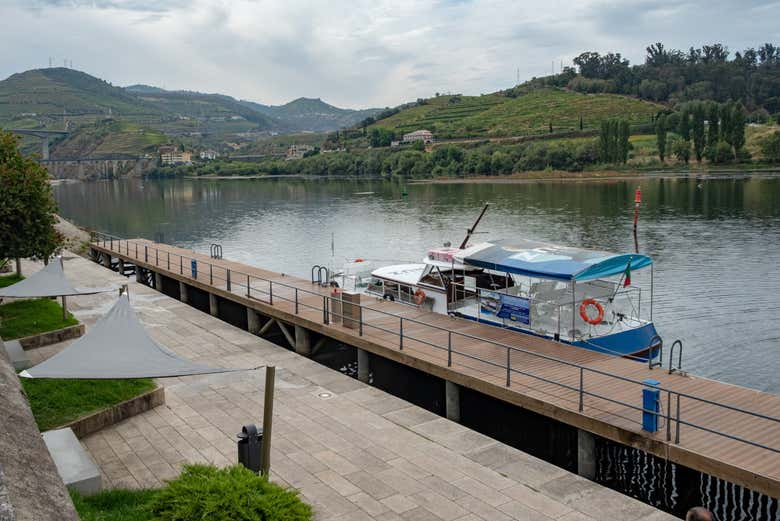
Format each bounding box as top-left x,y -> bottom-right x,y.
402,129 -> 434,144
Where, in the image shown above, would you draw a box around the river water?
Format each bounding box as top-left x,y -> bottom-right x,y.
53,174 -> 780,394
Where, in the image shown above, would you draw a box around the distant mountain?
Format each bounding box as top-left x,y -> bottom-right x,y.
251,97 -> 381,132
125,84 -> 168,94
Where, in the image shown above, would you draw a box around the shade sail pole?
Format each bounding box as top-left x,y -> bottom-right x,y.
61,295 -> 67,320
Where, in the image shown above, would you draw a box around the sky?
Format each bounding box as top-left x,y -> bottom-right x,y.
1,0 -> 778,109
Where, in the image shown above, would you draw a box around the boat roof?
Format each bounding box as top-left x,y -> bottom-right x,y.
455,239 -> 652,281
371,264 -> 425,285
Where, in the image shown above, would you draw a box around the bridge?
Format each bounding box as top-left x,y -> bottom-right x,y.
7,129 -> 69,160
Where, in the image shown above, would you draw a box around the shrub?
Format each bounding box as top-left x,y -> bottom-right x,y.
149,465 -> 312,521
760,131 -> 780,162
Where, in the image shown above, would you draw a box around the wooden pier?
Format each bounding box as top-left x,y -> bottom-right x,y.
90,236 -> 780,499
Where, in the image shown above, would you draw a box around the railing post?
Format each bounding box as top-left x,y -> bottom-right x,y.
295,288 -> 299,314
167,251 -> 170,270
448,331 -> 452,367
666,391 -> 672,441
247,275 -> 252,298
135,243 -> 138,259
155,248 -> 158,266
268,280 -> 272,305
179,256 -> 183,275
578,367 -> 584,412
322,296 -> 329,325
506,347 -> 511,387
110,237 -> 113,249
674,394 -> 681,444
358,306 -> 363,336
144,245 -> 148,262
226,269 -> 231,291
399,317 -> 404,350
210,264 -> 213,285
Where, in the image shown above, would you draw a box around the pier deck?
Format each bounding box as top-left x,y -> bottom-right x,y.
91,237 -> 780,498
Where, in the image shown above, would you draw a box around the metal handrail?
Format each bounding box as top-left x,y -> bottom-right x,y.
91,232 -> 780,454
669,339 -> 683,374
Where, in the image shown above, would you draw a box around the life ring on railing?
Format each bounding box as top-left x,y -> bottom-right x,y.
413,289 -> 427,305
331,286 -> 342,297
579,299 -> 604,325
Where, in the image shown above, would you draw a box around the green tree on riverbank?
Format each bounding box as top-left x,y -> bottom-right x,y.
655,114 -> 667,161
0,130 -> 62,275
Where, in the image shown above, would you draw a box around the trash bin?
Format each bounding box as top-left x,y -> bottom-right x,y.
237,423 -> 263,473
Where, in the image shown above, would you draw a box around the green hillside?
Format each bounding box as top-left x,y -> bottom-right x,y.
51,119 -> 167,158
250,97 -> 381,132
372,89 -> 663,139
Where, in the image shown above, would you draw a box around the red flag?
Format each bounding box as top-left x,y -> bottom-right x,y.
623,263 -> 631,287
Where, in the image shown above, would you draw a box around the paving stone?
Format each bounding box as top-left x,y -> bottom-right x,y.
381,494 -> 418,514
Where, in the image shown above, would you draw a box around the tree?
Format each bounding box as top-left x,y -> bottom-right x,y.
0,131 -> 62,275
655,114 -> 667,161
672,138 -> 691,163
730,102 -> 746,153
678,106 -> 690,141
720,102 -> 733,146
760,131 -> 780,162
579,115 -> 583,131
692,104 -> 706,162
618,120 -> 630,163
707,103 -> 720,147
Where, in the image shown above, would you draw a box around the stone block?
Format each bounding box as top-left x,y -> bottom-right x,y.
42,428 -> 102,495
2,340 -> 30,371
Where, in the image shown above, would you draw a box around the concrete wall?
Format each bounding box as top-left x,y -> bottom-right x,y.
0,339 -> 79,521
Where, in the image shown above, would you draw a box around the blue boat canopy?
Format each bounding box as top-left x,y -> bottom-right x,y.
455,239 -> 652,281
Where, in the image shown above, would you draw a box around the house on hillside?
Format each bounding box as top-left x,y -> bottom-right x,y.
159,146 -> 192,165
402,129 -> 434,144
286,144 -> 314,160
199,149 -> 219,160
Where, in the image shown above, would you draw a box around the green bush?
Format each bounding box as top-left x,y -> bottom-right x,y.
760,130 -> 780,162
149,465 -> 312,521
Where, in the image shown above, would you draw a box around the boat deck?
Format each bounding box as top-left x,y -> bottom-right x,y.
91,237 -> 780,498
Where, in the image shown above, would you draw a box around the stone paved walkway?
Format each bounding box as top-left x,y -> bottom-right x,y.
27,255 -> 677,521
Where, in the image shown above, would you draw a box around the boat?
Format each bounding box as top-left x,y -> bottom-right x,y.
324,205 -> 661,360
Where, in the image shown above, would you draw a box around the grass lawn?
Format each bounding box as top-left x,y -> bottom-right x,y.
0,273 -> 23,288
21,377 -> 156,431
71,489 -> 158,521
0,298 -> 78,340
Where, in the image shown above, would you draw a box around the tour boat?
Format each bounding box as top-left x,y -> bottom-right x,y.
325,205 -> 662,360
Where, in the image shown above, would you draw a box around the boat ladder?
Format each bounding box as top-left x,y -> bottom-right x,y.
668,339 -> 684,374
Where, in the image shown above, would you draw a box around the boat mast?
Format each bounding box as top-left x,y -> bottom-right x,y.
459,203 -> 490,249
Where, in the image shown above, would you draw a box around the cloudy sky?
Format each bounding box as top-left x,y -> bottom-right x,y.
1,0 -> 778,108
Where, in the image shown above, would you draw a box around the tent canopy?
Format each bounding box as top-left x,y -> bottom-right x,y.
0,259 -> 113,298
455,239 -> 652,282
20,294 -> 242,379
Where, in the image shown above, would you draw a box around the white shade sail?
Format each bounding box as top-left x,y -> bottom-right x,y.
0,259 -> 113,298
20,294 -> 243,379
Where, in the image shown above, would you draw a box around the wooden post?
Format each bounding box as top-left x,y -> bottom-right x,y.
261,366 -> 275,477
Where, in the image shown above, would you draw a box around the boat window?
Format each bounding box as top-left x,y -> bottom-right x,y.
419,265 -> 446,289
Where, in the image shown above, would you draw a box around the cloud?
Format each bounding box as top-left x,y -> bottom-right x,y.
0,0 -> 777,108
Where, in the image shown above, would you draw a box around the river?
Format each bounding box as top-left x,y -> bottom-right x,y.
53,174 -> 780,394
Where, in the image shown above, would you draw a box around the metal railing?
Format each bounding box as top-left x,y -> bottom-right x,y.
90,232 -> 780,456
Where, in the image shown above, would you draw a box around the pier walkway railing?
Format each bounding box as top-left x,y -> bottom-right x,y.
92,233 -> 780,459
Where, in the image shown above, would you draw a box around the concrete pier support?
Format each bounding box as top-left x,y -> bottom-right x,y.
247,308 -> 261,335
179,282 -> 188,304
577,429 -> 596,480
294,325 -> 311,356
154,272 -> 162,291
445,381 -> 460,422
357,348 -> 369,383
102,253 -> 111,268
209,294 -> 219,317
117,258 -> 124,275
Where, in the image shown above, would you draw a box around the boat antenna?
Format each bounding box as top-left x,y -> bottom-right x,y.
459,203 -> 490,249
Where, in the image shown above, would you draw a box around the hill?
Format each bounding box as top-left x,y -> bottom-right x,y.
251,97 -> 381,132
371,89 -> 663,139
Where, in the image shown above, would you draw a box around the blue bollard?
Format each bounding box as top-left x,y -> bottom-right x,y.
191,259 -> 197,280
642,378 -> 661,432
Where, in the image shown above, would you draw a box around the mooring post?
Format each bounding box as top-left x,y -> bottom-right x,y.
261,366 -> 275,477
357,348 -> 369,383
209,293 -> 219,317
294,325 -> 311,356
445,381 -> 460,422
577,429 -> 596,480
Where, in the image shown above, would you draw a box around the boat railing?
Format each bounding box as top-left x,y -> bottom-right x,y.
92,232 -> 780,456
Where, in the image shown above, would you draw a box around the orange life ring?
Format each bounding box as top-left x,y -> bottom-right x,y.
579,299 -> 604,325
413,289 -> 426,305
354,258 -> 365,263
331,287 -> 342,296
